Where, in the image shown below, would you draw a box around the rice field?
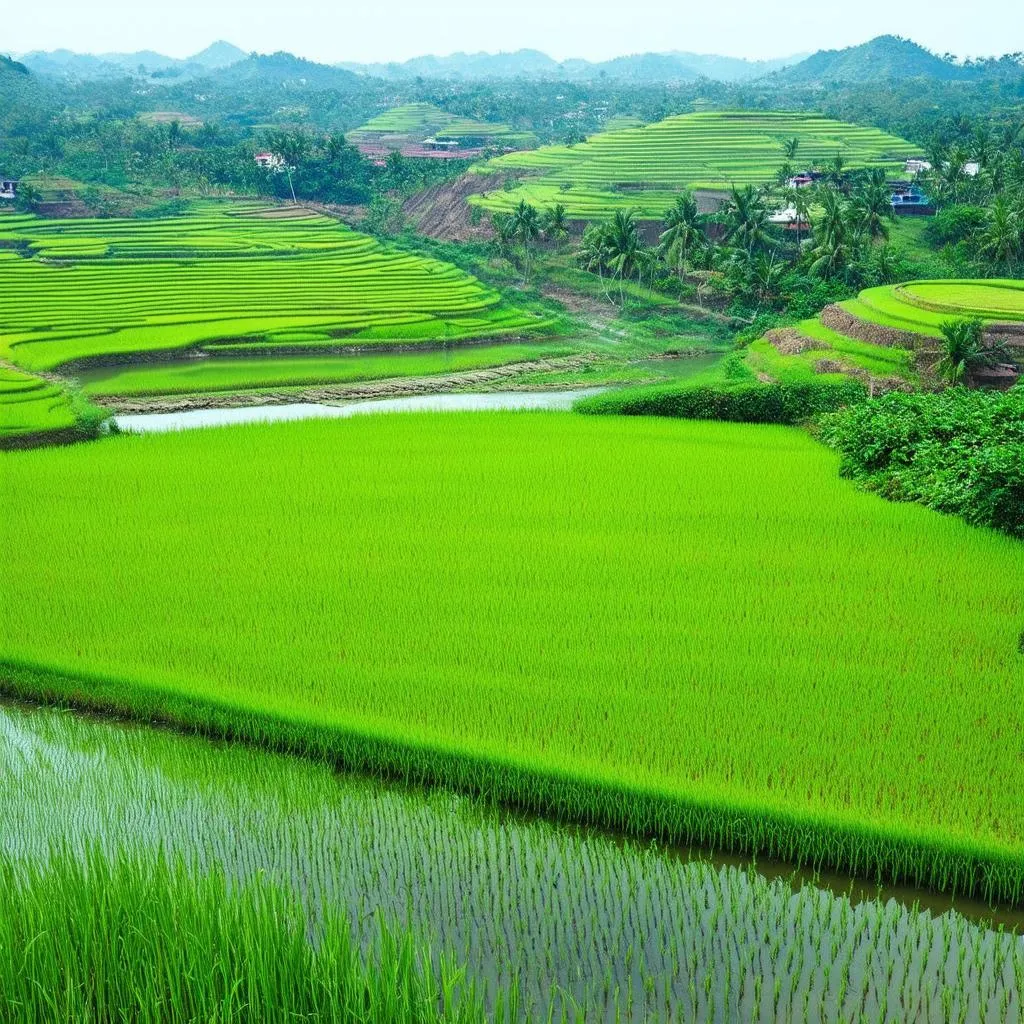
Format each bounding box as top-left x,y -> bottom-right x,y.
751,278 -> 1024,384
4,701 -> 1022,1022
347,102 -> 535,148
2,412 -> 1023,903
0,202 -> 551,440
78,343 -> 578,398
471,110 -> 919,219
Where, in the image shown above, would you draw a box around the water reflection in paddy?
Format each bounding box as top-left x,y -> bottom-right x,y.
1,702 -> 1020,1022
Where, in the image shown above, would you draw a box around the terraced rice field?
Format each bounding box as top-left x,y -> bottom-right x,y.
0,366 -> 79,438
0,203 -> 550,439
347,102 -> 535,151
4,701 -> 1022,1023
472,110 -> 918,219
757,279 -> 1024,384
2,413 -> 1023,905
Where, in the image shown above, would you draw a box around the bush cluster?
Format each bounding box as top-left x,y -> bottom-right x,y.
818,385 -> 1024,537
577,378 -> 866,425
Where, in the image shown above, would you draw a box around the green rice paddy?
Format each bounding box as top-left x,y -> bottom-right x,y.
0,203 -> 552,440
4,701 -> 1022,1022
471,110 -> 918,219
78,343 -> 578,398
347,102 -> 535,148
2,412 -> 1023,903
754,278 -> 1024,383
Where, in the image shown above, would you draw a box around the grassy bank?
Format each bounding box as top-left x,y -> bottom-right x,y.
2,413 -> 1023,902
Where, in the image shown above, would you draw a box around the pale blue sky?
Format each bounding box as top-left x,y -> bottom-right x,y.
7,0 -> 1022,63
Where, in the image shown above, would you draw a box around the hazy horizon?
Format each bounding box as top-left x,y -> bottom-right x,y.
6,0 -> 1023,66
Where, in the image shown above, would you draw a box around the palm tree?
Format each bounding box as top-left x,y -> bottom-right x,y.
783,186 -> 812,245
491,212 -> 517,260
852,176 -> 894,242
783,136 -> 801,161
825,154 -> 846,187
577,222 -> 615,302
721,185 -> 772,252
978,197 -> 1021,268
658,193 -> 705,284
508,200 -> 541,281
809,189 -> 860,281
603,210 -> 649,304
541,203 -> 569,247
935,317 -> 1005,386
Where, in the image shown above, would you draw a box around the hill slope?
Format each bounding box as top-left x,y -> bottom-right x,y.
775,36 -> 968,84
473,109 -> 921,220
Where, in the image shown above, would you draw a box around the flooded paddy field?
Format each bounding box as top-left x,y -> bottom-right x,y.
3,701 -> 1020,1023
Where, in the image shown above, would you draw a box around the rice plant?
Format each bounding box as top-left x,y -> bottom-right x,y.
472,111 -> 918,220
2,701 -> 1022,1022
1,412 -> 1022,903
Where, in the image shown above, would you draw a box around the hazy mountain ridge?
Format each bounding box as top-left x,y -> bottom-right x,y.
770,35 -> 975,84
13,36 -> 1021,89
339,48 -> 802,82
16,41 -> 247,80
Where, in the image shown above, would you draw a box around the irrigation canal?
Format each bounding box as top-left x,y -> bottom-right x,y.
2,699 -> 1021,1022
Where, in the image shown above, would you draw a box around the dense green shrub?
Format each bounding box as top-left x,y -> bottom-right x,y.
923,205 -> 989,247
818,385 -> 1024,537
577,377 -> 866,424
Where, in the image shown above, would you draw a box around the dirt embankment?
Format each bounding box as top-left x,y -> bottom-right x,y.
401,172 -> 517,242
819,305 -> 923,350
95,353 -> 600,414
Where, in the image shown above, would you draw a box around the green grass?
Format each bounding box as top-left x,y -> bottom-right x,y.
2,412 -> 1023,902
471,110 -> 919,220
79,343 -> 578,398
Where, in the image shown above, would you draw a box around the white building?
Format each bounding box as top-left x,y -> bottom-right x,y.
254,152 -> 285,171
905,159 -> 932,175
0,179 -> 17,200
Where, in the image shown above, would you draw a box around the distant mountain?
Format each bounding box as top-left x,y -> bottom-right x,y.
0,54 -> 30,78
340,48 -> 802,83
18,49 -> 117,78
774,36 -> 969,84
188,40 -> 247,69
214,52 -> 360,90
18,40 -> 245,80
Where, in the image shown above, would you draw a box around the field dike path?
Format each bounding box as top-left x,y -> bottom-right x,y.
91,353 -> 601,414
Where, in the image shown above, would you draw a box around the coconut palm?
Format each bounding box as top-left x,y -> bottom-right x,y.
783,137 -> 801,161
852,176 -> 894,242
720,185 -> 772,252
783,186 -> 812,245
602,209 -> 649,304
541,203 -> 569,246
978,197 -> 1022,268
577,222 -> 615,302
658,193 -> 705,284
935,317 -> 1005,386
508,200 -> 542,281
809,189 -> 860,280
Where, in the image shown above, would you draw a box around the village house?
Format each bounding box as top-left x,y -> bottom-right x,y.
422,138 -> 460,152
0,179 -> 17,200
786,173 -> 815,188
254,152 -> 285,171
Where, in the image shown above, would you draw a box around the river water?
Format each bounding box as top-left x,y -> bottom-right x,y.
112,389 -> 605,434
